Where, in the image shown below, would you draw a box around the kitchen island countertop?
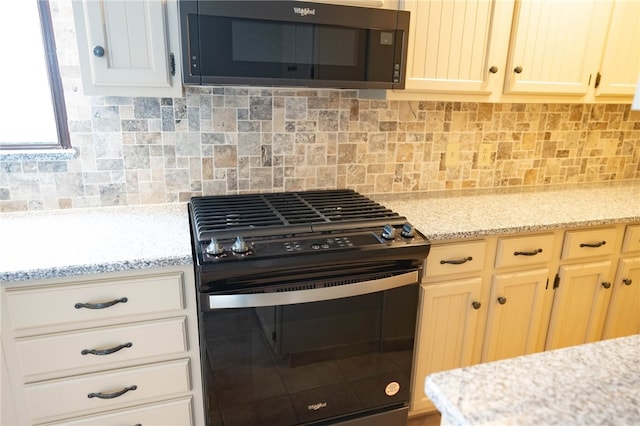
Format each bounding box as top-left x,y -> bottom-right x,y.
1,182 -> 639,282
424,334 -> 640,426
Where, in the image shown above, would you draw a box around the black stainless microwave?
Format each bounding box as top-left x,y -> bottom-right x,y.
178,1 -> 410,89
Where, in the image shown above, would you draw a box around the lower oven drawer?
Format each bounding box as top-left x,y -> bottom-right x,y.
16,317 -> 188,381
24,359 -> 191,424
44,397 -> 193,426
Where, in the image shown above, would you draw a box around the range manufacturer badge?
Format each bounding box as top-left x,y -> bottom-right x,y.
385,381 -> 400,396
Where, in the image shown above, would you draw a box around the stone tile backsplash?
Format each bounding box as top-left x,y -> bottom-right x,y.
2,89 -> 639,212
1,0 -> 639,212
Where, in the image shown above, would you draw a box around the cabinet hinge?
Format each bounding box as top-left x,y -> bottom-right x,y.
553,274 -> 560,289
594,72 -> 601,88
545,278 -> 549,290
170,53 -> 176,77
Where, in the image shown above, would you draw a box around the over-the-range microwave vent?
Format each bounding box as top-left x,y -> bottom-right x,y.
178,0 -> 410,89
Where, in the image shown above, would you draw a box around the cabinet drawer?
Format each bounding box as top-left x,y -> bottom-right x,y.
45,397 -> 193,426
495,234 -> 555,268
561,228 -> 617,260
16,317 -> 188,380
5,272 -> 185,333
425,241 -> 486,278
24,359 -> 191,424
621,224 -> 640,253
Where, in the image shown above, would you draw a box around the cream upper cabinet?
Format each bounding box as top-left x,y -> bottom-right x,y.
594,0 -> 640,97
403,0 -> 514,94
504,0 -> 611,96
72,0 -> 183,97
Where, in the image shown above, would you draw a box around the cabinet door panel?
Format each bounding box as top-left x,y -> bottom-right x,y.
404,0 -> 513,93
595,0 -> 640,97
483,268 -> 548,362
505,0 -> 611,95
411,278 -> 481,412
546,261 -> 612,350
602,257 -> 640,339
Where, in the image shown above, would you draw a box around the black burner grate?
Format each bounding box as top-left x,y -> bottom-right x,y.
190,189 -> 405,241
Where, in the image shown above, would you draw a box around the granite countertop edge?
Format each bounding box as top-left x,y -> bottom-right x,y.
1,256 -> 194,283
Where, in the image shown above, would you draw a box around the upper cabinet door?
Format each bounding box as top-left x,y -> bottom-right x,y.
595,0 -> 640,97
403,0 -> 514,94
504,0 -> 612,96
73,0 -> 182,97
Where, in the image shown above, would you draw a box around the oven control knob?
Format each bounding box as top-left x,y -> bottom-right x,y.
381,224 -> 397,240
205,238 -> 224,256
232,236 -> 249,253
401,223 -> 416,238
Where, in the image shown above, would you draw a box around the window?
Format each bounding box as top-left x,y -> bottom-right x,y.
0,0 -> 70,150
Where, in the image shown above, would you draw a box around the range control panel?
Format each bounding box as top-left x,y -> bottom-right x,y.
200,223 -> 427,262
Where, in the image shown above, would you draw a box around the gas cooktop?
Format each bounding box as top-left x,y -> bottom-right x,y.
188,189 -> 429,266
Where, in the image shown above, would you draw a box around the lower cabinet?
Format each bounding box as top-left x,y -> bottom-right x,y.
410,222 -> 639,416
602,256 -> 640,339
482,268 -> 549,362
546,261 -> 613,350
1,266 -> 204,426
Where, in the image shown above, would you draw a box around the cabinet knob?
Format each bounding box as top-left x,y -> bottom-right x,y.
489,66 -> 498,74
601,282 -> 611,289
497,296 -> 507,305
622,278 -> 633,286
92,45 -> 105,57
472,301 -> 482,310
513,66 -> 523,74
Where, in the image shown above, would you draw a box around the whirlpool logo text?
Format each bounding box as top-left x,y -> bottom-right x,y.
293,7 -> 316,16
307,402 -> 327,411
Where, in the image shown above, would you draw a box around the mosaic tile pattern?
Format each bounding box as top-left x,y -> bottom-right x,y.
0,0 -> 639,212
1,88 -> 639,212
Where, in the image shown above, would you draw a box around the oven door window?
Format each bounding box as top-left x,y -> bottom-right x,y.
202,283 -> 417,425
194,15 -> 394,83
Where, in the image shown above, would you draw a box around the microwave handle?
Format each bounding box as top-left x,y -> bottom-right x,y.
207,270 -> 419,309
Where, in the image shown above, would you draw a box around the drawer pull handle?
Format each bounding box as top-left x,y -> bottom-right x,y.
623,278 -> 633,286
497,296 -> 507,305
81,342 -> 133,356
579,241 -> 606,248
88,385 -> 137,399
514,248 -> 543,256
440,256 -> 473,265
75,297 -> 128,310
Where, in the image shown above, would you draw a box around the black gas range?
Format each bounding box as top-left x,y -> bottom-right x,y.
188,189 -> 430,426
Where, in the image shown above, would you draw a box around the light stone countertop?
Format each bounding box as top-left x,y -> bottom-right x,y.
375,183 -> 640,240
424,334 -> 640,426
0,203 -> 192,282
1,183 -> 639,283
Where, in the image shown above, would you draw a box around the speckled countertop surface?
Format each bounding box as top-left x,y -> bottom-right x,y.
375,183 -> 640,241
425,334 -> 640,426
0,203 -> 192,282
1,183 -> 639,283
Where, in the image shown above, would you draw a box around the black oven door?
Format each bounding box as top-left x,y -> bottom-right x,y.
200,270 -> 419,426
181,1 -> 405,88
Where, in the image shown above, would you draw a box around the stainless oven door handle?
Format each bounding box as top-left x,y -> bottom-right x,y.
208,270 -> 419,309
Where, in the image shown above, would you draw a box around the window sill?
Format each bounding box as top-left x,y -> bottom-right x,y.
0,148 -> 78,162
